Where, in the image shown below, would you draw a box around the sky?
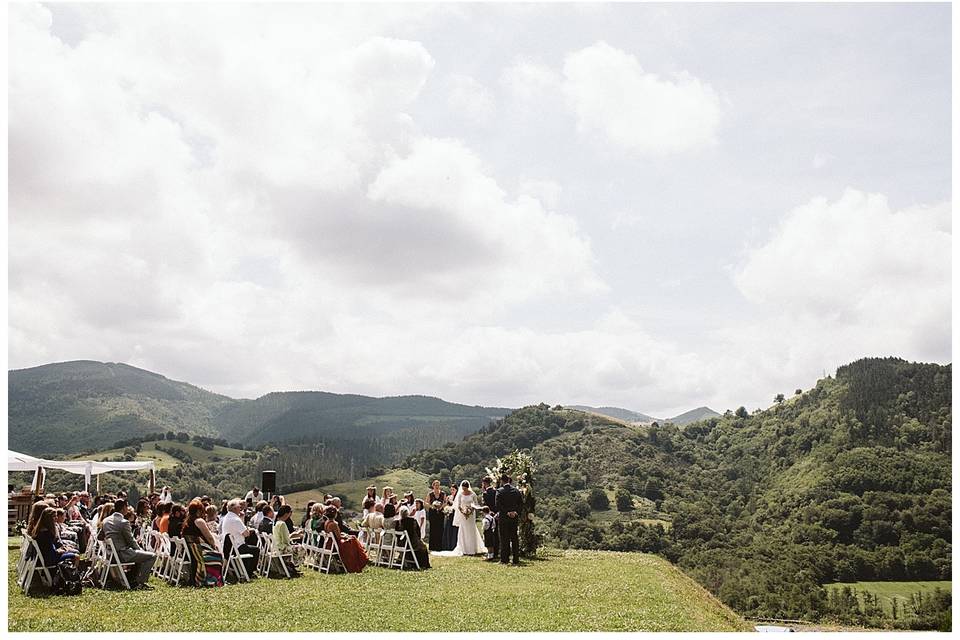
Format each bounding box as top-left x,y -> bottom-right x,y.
7,2 -> 952,416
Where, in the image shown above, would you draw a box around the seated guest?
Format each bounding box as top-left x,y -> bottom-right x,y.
323,506 -> 367,573
65,495 -> 83,521
251,500 -> 268,529
156,502 -> 171,534
28,507 -> 77,570
135,499 -> 151,523
26,501 -> 48,534
182,498 -> 223,587
358,499 -> 380,544
53,509 -> 78,545
96,502 -> 114,540
220,499 -> 260,579
258,506 -> 275,534
300,501 -> 316,529
308,504 -> 325,533
330,497 -> 357,536
102,499 -> 155,589
204,505 -> 220,535
395,506 -> 430,569
271,505 -> 302,577
219,500 -> 229,518
383,502 -> 397,523
168,504 -> 186,537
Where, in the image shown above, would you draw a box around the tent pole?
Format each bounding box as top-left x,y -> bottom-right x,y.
149,468 -> 155,495
96,474 -> 100,495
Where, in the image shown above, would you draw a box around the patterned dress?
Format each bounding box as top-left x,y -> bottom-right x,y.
182,520 -> 224,587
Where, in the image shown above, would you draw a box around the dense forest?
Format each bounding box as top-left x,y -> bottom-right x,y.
405,358 -> 951,629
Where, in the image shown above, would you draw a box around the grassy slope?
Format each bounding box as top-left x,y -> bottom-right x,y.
824,581 -> 953,617
285,469 -> 431,510
71,441 -> 248,470
7,547 -> 749,631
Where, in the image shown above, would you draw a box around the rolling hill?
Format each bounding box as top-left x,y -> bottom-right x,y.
569,405 -> 720,425
8,361 -> 511,456
405,357 -> 952,629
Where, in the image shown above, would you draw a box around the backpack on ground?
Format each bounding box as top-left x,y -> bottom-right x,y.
52,557 -> 83,596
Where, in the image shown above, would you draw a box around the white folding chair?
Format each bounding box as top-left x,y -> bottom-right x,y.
261,532 -> 294,578
317,531 -> 343,574
391,530 -> 421,570
100,538 -> 137,590
166,536 -> 192,586
362,527 -> 381,563
155,533 -> 173,580
377,530 -> 398,568
298,530 -> 319,571
16,529 -> 30,580
222,534 -> 255,583
18,533 -> 56,594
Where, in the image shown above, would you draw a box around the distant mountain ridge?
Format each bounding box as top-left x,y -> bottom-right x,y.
8,360 -> 511,455
569,404 -> 720,426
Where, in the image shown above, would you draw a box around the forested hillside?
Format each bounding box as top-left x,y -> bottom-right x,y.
406,358 -> 951,629
9,362 -> 510,470
8,361 -> 232,453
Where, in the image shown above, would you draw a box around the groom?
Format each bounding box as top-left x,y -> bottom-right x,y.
495,474 -> 522,565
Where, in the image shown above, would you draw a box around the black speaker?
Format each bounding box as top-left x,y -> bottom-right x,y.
261,470 -> 276,494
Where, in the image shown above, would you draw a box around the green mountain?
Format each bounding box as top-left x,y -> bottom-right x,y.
568,405 -> 658,423
8,360 -> 233,454
667,406 -> 721,425
405,357 -> 951,629
8,361 -> 510,460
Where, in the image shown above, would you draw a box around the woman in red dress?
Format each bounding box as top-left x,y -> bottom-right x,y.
323,505 -> 368,573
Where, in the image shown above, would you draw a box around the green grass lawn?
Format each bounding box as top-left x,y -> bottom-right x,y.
73,441 -> 249,470
285,469 -> 432,510
824,580 -> 952,617
8,546 -> 749,632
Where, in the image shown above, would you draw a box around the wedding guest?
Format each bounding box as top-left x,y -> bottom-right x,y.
102,499 -> 155,588
257,505 -> 275,534
363,486 -> 379,507
308,503 -> 325,533
442,485 -> 459,551
251,500 -> 269,529
381,486 -> 395,506
323,505 -> 367,573
402,491 -> 416,511
495,474 -> 522,565
383,502 -> 397,523
168,503 -> 186,537
156,502 -> 171,534
360,501 -> 384,532
482,506 -> 497,560
427,499 -> 445,550
300,501 -> 316,529
413,498 -> 427,541
243,486 -> 263,505
29,507 -> 77,569
182,498 -> 223,587
204,505 -> 220,535
159,486 -> 173,504
330,497 -> 357,535
395,506 -> 430,569
220,499 -> 260,578
271,505 -> 302,577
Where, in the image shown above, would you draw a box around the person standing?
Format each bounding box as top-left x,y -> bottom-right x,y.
481,476 -> 499,560
441,484 -> 459,551
495,474 -> 522,565
424,480 -> 446,550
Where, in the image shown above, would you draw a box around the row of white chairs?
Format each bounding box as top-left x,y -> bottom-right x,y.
361,528 -> 421,570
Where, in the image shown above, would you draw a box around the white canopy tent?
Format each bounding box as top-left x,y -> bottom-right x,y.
7,450 -> 156,494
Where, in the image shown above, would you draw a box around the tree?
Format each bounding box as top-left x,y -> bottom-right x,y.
735,406 -> 749,419
615,489 -> 633,512
587,487 -> 610,510
176,431 -> 190,442
775,393 -> 785,404
795,388 -> 803,395
166,431 -> 176,440
643,478 -> 663,501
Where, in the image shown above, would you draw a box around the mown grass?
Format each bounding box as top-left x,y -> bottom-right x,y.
824,580 -> 952,617
285,469 -> 431,510
72,441 -> 249,470
8,546 -> 749,632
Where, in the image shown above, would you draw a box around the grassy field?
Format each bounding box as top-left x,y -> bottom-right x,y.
285,469 -> 432,510
8,545 -> 749,632
72,441 -> 249,470
824,580 -> 952,617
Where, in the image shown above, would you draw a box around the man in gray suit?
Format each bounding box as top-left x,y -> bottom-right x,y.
102,498 -> 156,589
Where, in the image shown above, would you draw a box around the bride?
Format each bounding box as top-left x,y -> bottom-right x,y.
433,480 -> 487,556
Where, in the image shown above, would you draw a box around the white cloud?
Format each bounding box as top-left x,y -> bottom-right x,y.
499,57 -> 561,104
561,41 -> 722,154
446,73 -> 495,125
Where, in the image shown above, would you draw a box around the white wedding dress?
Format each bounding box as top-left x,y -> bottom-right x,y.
432,489 -> 487,556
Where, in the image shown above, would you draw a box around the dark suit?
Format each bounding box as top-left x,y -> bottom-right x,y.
258,517 -> 274,534
482,486 -> 499,558
495,484 -> 522,564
